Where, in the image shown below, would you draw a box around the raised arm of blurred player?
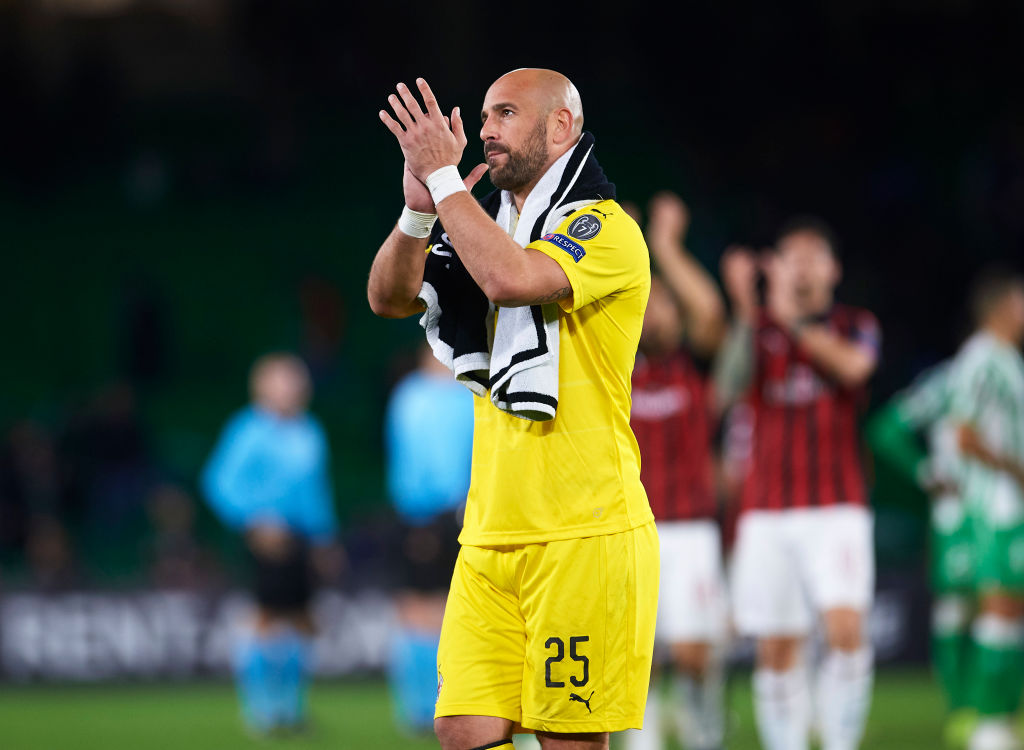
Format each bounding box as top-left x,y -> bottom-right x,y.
647,192 -> 725,357
791,316 -> 879,388
368,160 -> 488,319
713,246 -> 759,411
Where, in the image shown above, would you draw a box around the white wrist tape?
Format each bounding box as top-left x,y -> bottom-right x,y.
397,205 -> 437,238
425,165 -> 467,206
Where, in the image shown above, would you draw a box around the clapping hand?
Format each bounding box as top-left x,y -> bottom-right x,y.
380,78 -> 488,199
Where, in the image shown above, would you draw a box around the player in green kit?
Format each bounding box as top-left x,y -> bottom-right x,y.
947,268 -> 1024,750
868,360 -> 977,744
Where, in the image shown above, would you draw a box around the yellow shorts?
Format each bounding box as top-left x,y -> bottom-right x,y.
435,522 -> 659,734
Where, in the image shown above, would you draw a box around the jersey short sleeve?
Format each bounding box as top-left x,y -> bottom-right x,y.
528,200 -> 649,314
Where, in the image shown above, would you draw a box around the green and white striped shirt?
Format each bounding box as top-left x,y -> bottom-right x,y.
948,332 -> 1024,524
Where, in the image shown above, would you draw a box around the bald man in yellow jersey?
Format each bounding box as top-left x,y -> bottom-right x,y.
369,69 -> 657,750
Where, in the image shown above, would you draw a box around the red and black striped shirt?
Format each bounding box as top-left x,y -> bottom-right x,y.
741,304 -> 880,512
631,348 -> 717,521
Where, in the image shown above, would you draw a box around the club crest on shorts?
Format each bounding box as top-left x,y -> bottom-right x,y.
566,213 -> 602,241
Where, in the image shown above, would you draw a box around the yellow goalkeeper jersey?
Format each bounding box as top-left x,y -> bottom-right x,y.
460,199 -> 653,546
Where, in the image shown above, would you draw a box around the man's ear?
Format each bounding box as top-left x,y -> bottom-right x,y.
550,107 -> 574,145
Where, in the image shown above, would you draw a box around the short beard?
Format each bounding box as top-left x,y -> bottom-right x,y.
486,120 -> 549,192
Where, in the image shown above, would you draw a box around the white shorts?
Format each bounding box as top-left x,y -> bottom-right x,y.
730,505 -> 874,637
655,519 -> 729,643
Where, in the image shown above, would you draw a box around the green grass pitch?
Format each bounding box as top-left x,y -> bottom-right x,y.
0,670 -> 942,750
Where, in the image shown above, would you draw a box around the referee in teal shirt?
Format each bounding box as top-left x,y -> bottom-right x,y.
202,352 -> 339,735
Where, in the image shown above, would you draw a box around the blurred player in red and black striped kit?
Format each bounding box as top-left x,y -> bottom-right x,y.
625,193 -> 729,750
716,219 -> 880,750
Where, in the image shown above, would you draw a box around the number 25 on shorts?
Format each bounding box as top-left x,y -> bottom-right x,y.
544,635 -> 590,688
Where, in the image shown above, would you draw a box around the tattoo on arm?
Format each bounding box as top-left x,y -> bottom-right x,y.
528,286 -> 572,305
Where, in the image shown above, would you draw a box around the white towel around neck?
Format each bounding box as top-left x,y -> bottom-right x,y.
485,138 -> 599,420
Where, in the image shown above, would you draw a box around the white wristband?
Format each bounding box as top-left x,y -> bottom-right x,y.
425,165 -> 467,206
397,205 -> 437,238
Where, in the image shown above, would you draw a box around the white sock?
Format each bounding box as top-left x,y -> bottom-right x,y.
623,678 -> 662,750
816,647 -> 873,750
672,662 -> 725,750
754,666 -> 811,750
969,717 -> 1022,750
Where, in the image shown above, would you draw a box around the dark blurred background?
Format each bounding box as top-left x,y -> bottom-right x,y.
0,0 -> 1022,672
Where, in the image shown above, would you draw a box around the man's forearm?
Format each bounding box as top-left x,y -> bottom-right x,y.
990,454 -> 1024,490
793,325 -> 876,388
1009,460 -> 1024,490
959,424 -> 1024,490
713,322 -> 754,411
653,241 -> 725,355
367,225 -> 430,318
436,192 -> 566,307
978,447 -> 1024,490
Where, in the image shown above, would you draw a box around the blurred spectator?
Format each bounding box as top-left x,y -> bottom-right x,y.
201,352 -> 341,735
145,483 -> 208,590
299,275 -> 347,388
25,515 -> 78,591
117,274 -> 172,385
384,344 -> 473,733
63,382 -> 158,532
0,420 -> 66,556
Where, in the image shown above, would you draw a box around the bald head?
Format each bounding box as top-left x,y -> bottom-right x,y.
490,68 -> 584,137
480,68 -> 585,194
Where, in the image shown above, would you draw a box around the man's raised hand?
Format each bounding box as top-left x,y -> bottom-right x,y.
721,245 -> 759,321
380,78 -> 472,182
647,191 -> 691,250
